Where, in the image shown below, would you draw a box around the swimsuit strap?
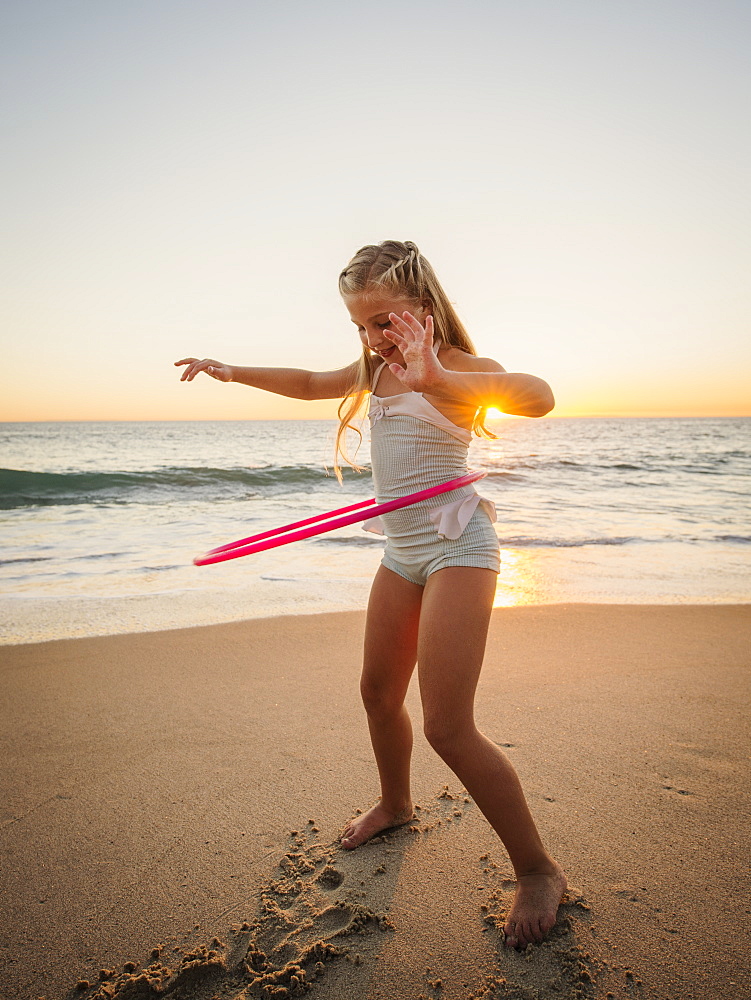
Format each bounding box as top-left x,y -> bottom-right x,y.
371,361 -> 389,394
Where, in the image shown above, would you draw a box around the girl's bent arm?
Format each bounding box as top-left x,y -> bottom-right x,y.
175,358 -> 359,400
436,364 -> 555,418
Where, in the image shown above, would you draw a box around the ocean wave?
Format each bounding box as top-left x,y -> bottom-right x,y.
0,556 -> 54,566
481,470 -> 526,482
496,456 -> 743,477
498,533 -> 751,548
499,535 -> 637,548
0,465 -> 370,509
312,534 -> 386,547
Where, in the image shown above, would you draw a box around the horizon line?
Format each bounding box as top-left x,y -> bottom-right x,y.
1,413 -> 749,424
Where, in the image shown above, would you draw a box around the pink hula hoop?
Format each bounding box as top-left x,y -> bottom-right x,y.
194,470 -> 486,566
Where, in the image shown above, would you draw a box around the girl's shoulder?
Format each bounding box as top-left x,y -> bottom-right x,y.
439,345 -> 507,374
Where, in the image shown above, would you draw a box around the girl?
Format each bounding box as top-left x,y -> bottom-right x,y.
175,240 -> 567,949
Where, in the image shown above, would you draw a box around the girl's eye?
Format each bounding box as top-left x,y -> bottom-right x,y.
378,322 -> 391,329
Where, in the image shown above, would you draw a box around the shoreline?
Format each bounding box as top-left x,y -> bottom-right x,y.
2,592 -> 750,649
3,538 -> 749,647
2,592 -> 749,649
1,604 -> 750,999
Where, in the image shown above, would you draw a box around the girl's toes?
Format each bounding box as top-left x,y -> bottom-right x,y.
525,917 -> 541,941
517,922 -> 534,948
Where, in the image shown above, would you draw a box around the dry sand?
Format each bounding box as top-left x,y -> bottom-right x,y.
1,604 -> 749,1000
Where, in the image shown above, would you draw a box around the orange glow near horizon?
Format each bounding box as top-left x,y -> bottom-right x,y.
2,400 -> 749,422
0,374 -> 749,423
549,374 -> 751,419
551,399 -> 751,420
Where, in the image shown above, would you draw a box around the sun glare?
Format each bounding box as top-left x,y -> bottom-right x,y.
493,548 -> 548,607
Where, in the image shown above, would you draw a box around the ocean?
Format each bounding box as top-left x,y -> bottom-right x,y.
1,417 -> 748,644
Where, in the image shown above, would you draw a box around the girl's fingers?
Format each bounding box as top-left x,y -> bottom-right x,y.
179,358 -> 214,381
389,311 -> 433,342
389,311 -> 420,336
175,358 -> 202,382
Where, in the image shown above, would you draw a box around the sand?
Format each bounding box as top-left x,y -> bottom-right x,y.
1,604 -> 749,1000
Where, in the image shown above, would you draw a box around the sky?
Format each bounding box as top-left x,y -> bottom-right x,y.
1,0 -> 749,421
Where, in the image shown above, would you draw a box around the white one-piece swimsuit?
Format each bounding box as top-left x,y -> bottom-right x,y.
362,362 -> 499,586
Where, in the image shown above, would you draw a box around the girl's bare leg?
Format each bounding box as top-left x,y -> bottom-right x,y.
340,564 -> 423,848
418,567 -> 567,949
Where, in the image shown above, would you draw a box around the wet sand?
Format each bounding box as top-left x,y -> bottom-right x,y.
1,604 -> 749,1000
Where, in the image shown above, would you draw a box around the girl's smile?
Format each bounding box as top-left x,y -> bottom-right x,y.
374,344 -> 397,358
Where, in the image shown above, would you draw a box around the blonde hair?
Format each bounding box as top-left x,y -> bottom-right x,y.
334,239 -> 494,479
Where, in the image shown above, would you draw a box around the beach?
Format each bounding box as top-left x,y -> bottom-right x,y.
2,604 -> 750,1000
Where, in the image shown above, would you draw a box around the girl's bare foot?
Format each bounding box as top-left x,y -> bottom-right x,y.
503,864 -> 568,949
340,802 -> 414,850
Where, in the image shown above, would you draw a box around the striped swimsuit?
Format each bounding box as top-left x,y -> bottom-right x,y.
362,363 -> 500,586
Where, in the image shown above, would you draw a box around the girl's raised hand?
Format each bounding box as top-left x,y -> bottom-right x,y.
174,358 -> 233,383
384,312 -> 443,391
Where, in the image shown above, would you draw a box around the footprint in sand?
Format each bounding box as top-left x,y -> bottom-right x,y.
316,865 -> 344,889
81,790 -> 606,999
479,886 -> 601,998
76,825 -> 395,1000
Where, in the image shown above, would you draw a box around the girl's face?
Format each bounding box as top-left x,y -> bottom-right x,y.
344,292 -> 429,364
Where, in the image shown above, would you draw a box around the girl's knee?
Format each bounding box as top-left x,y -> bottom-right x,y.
423,716 -> 476,765
360,678 -> 406,720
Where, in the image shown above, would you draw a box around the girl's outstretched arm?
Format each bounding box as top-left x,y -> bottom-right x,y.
174,358 -> 360,400
383,313 -> 554,418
